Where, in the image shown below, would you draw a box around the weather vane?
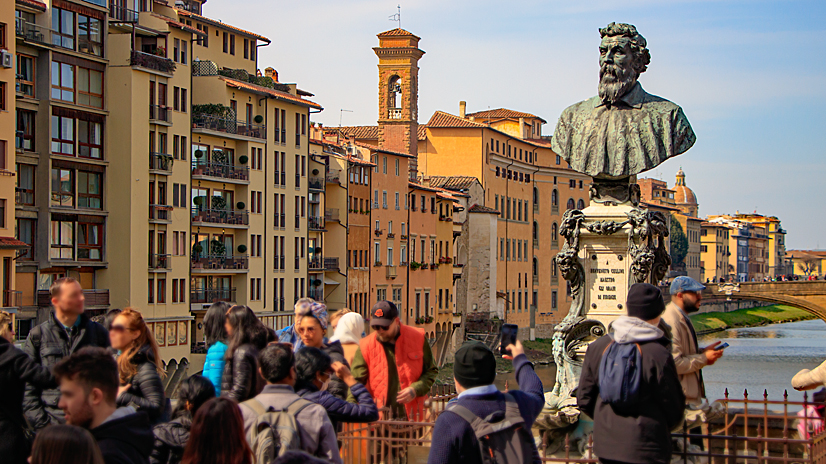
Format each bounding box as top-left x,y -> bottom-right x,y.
389,5 -> 401,29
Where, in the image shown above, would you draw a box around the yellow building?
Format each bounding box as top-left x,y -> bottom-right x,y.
728,212 -> 788,277
787,250 -> 825,278
700,221 -> 730,282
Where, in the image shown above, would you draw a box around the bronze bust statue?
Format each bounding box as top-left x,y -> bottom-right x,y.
551,23 -> 696,182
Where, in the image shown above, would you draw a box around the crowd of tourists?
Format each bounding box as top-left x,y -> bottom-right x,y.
8,273 -> 813,464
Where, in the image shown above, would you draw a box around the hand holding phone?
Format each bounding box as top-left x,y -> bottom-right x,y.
499,324 -> 518,356
717,342 -> 730,350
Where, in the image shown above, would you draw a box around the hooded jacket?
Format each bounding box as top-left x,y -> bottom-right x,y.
23,311 -> 110,429
91,409 -> 155,464
149,414 -> 191,464
297,381 -> 378,430
117,344 -> 166,424
0,337 -> 56,464
577,316 -> 686,464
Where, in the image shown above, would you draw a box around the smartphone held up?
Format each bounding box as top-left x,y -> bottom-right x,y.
500,323 -> 518,356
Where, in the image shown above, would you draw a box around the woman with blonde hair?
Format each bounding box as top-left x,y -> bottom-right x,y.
110,307 -> 167,424
329,312 -> 364,366
327,307 -> 351,332
30,424 -> 104,464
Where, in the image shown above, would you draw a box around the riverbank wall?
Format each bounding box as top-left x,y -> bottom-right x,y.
691,304 -> 816,334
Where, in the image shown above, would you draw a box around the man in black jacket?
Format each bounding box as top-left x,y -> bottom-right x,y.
23,277 -> 110,430
54,347 -> 153,464
577,283 -> 686,464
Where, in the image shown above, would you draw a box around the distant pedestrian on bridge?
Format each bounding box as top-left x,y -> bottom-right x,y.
661,276 -> 723,405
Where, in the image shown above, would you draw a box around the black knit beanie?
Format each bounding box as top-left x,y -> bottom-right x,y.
626,283 -> 665,321
453,340 -> 496,388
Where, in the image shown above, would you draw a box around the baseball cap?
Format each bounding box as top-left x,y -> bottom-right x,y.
370,300 -> 398,327
670,276 -> 706,294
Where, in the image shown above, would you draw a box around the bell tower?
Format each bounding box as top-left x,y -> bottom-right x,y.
374,28 -> 425,179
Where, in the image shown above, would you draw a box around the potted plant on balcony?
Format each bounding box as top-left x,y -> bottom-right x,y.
410,261 -> 421,271
430,263 -> 439,270
312,279 -> 322,287
374,229 -> 383,236
374,261 -> 382,267
236,201 -> 245,210
192,244 -> 204,267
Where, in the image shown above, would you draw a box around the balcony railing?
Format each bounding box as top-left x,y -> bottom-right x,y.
15,18 -> 53,46
309,257 -> 324,270
149,105 -> 171,123
2,290 -> 22,309
38,289 -> 109,307
131,50 -> 176,74
192,114 -> 265,140
191,160 -> 250,182
191,59 -> 219,76
149,153 -> 173,173
389,108 -> 402,119
149,204 -> 172,222
191,287 -> 236,304
191,207 -> 249,226
324,257 -> 339,270
326,170 -> 341,184
109,3 -> 139,22
149,253 -> 171,270
324,208 -> 339,222
191,254 -> 249,270
308,288 -> 324,302
15,187 -> 34,207
308,177 -> 324,190
309,216 -> 325,230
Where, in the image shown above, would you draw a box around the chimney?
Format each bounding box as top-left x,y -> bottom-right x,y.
264,67 -> 278,83
459,101 -> 467,118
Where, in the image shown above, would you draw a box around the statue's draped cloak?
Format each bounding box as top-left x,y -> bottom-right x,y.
551,82 -> 696,179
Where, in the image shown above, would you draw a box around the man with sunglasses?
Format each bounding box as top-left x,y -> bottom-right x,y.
348,301 -> 439,420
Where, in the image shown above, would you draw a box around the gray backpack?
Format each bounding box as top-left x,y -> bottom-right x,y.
447,393 -> 535,464
242,397 -> 313,464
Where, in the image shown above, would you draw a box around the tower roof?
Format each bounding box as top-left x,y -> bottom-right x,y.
377,28 -> 421,39
673,168 -> 698,206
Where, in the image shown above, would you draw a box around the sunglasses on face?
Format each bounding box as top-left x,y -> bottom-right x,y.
109,324 -> 133,333
371,325 -> 391,332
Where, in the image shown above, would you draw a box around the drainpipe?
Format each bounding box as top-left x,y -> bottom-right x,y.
504,146 -> 515,324
528,150 -> 540,341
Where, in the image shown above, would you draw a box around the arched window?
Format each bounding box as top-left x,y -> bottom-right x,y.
388,76 -> 402,119
532,221 -> 538,241
552,189 -> 559,207
577,199 -> 585,210
533,257 -> 538,276
567,198 -> 575,210
533,187 -> 539,206
551,222 -> 558,239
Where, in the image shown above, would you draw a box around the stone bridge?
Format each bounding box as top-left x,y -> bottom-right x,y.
663,281 -> 826,320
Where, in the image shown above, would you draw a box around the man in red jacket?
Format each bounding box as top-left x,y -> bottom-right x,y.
349,301 -> 439,420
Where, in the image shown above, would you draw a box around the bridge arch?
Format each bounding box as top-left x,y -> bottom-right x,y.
699,282 -> 826,321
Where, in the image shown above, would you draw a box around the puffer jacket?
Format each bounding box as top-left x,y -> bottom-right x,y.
117,344 -> 166,424
321,340 -> 349,400
221,344 -> 264,403
149,414 -> 191,464
297,381 -> 378,430
203,341 -> 227,395
23,311 -> 110,430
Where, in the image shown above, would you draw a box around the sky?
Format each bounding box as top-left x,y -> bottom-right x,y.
203,0 -> 826,250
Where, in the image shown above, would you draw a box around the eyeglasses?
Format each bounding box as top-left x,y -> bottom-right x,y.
298,326 -> 319,334
109,324 -> 133,333
371,325 -> 391,332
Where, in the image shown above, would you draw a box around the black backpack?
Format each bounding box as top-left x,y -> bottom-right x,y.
447,393 -> 535,464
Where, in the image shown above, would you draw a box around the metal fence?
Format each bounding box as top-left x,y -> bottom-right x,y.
337,387 -> 826,464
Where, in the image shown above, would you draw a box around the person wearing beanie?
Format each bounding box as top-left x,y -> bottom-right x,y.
661,276 -> 723,405
578,283 -> 686,464
427,340 -> 545,464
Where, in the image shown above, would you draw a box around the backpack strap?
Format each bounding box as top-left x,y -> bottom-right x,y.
501,393 -> 526,425
242,398 -> 268,418
286,397 -> 313,417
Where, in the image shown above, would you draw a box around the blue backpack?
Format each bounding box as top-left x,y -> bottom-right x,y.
598,336 -> 643,409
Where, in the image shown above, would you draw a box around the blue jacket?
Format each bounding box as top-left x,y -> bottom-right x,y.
203,341 -> 227,395
297,381 -> 378,430
427,354 -> 545,464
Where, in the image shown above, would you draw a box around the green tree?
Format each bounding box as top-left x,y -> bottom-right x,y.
670,214 -> 689,265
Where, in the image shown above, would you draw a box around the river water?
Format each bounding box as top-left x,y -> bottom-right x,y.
494,319 -> 826,405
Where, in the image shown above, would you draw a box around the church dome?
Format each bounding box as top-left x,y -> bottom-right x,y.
674,168 -> 698,206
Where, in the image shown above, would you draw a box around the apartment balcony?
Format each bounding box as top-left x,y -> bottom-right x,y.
149,253 -> 171,270
308,177 -> 324,191
191,254 -> 249,272
191,287 -> 235,304
191,160 -> 250,184
324,208 -> 340,222
149,204 -> 173,223
149,153 -> 173,174
308,288 -> 324,302
309,257 -> 324,271
37,289 -> 109,308
192,114 -> 265,140
109,3 -> 139,22
15,187 -> 34,207
386,265 -> 397,279
191,207 -> 249,228
326,170 -> 341,185
132,50 -> 176,74
324,257 -> 339,270
149,105 -> 171,123
2,290 -> 22,309
308,216 -> 325,231
15,18 -> 53,47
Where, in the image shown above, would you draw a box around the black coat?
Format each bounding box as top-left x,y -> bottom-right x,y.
149,414 -> 191,464
577,334 -> 686,464
0,338 -> 57,464
117,345 -> 166,424
23,311 -> 110,429
221,343 -> 263,403
91,411 -> 154,464
321,340 -> 349,401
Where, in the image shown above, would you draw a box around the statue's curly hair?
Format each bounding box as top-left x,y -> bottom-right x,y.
599,22 -> 651,74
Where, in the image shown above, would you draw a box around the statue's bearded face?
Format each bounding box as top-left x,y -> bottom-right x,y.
598,37 -> 638,105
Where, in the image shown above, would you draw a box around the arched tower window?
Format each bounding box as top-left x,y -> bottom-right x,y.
567,198 -> 575,210
552,222 -> 558,239
533,187 -> 539,206
577,199 -> 585,210
533,221 -> 538,241
533,257 -> 538,276
388,75 -> 402,119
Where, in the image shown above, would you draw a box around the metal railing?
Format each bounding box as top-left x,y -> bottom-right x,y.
109,3 -> 139,22
37,289 -> 109,308
191,207 -> 249,226
149,204 -> 172,221
191,254 -> 249,270
309,257 -> 324,270
309,216 -> 325,230
149,153 -> 173,172
132,50 -> 176,74
192,114 -> 265,140
308,177 -> 324,190
308,288 -> 324,302
191,160 -> 250,182
2,290 -> 22,309
149,253 -> 171,270
325,208 -> 340,222
15,18 -> 53,46
324,257 -> 339,270
191,59 -> 218,76
149,105 -> 171,123
190,287 -> 235,304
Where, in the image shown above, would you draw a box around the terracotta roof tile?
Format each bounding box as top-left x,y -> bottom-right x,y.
466,108 -> 547,123
152,14 -> 206,36
525,137 -> 553,147
417,126 -> 427,140
355,142 -> 414,159
221,77 -> 322,110
16,0 -> 46,11
428,176 -> 478,191
330,126 -> 379,140
377,28 -> 420,39
177,10 -> 270,43
426,111 -> 488,128
0,237 -> 30,249
468,204 -> 500,215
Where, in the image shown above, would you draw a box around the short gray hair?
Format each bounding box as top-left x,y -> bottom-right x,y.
599,22 -> 651,74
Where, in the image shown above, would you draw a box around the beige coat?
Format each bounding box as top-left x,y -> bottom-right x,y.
661,302 -> 708,402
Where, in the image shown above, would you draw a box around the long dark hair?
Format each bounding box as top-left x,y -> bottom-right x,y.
172,374 -> 216,420
116,308 -> 164,383
181,397 -> 252,464
30,424 -> 104,464
225,305 -> 267,359
203,302 -> 230,347
294,346 -> 332,392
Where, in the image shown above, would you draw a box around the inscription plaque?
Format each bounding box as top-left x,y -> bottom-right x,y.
583,242 -> 629,323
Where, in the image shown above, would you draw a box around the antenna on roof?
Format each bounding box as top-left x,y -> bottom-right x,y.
389,5 -> 401,29
339,109 -> 353,128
